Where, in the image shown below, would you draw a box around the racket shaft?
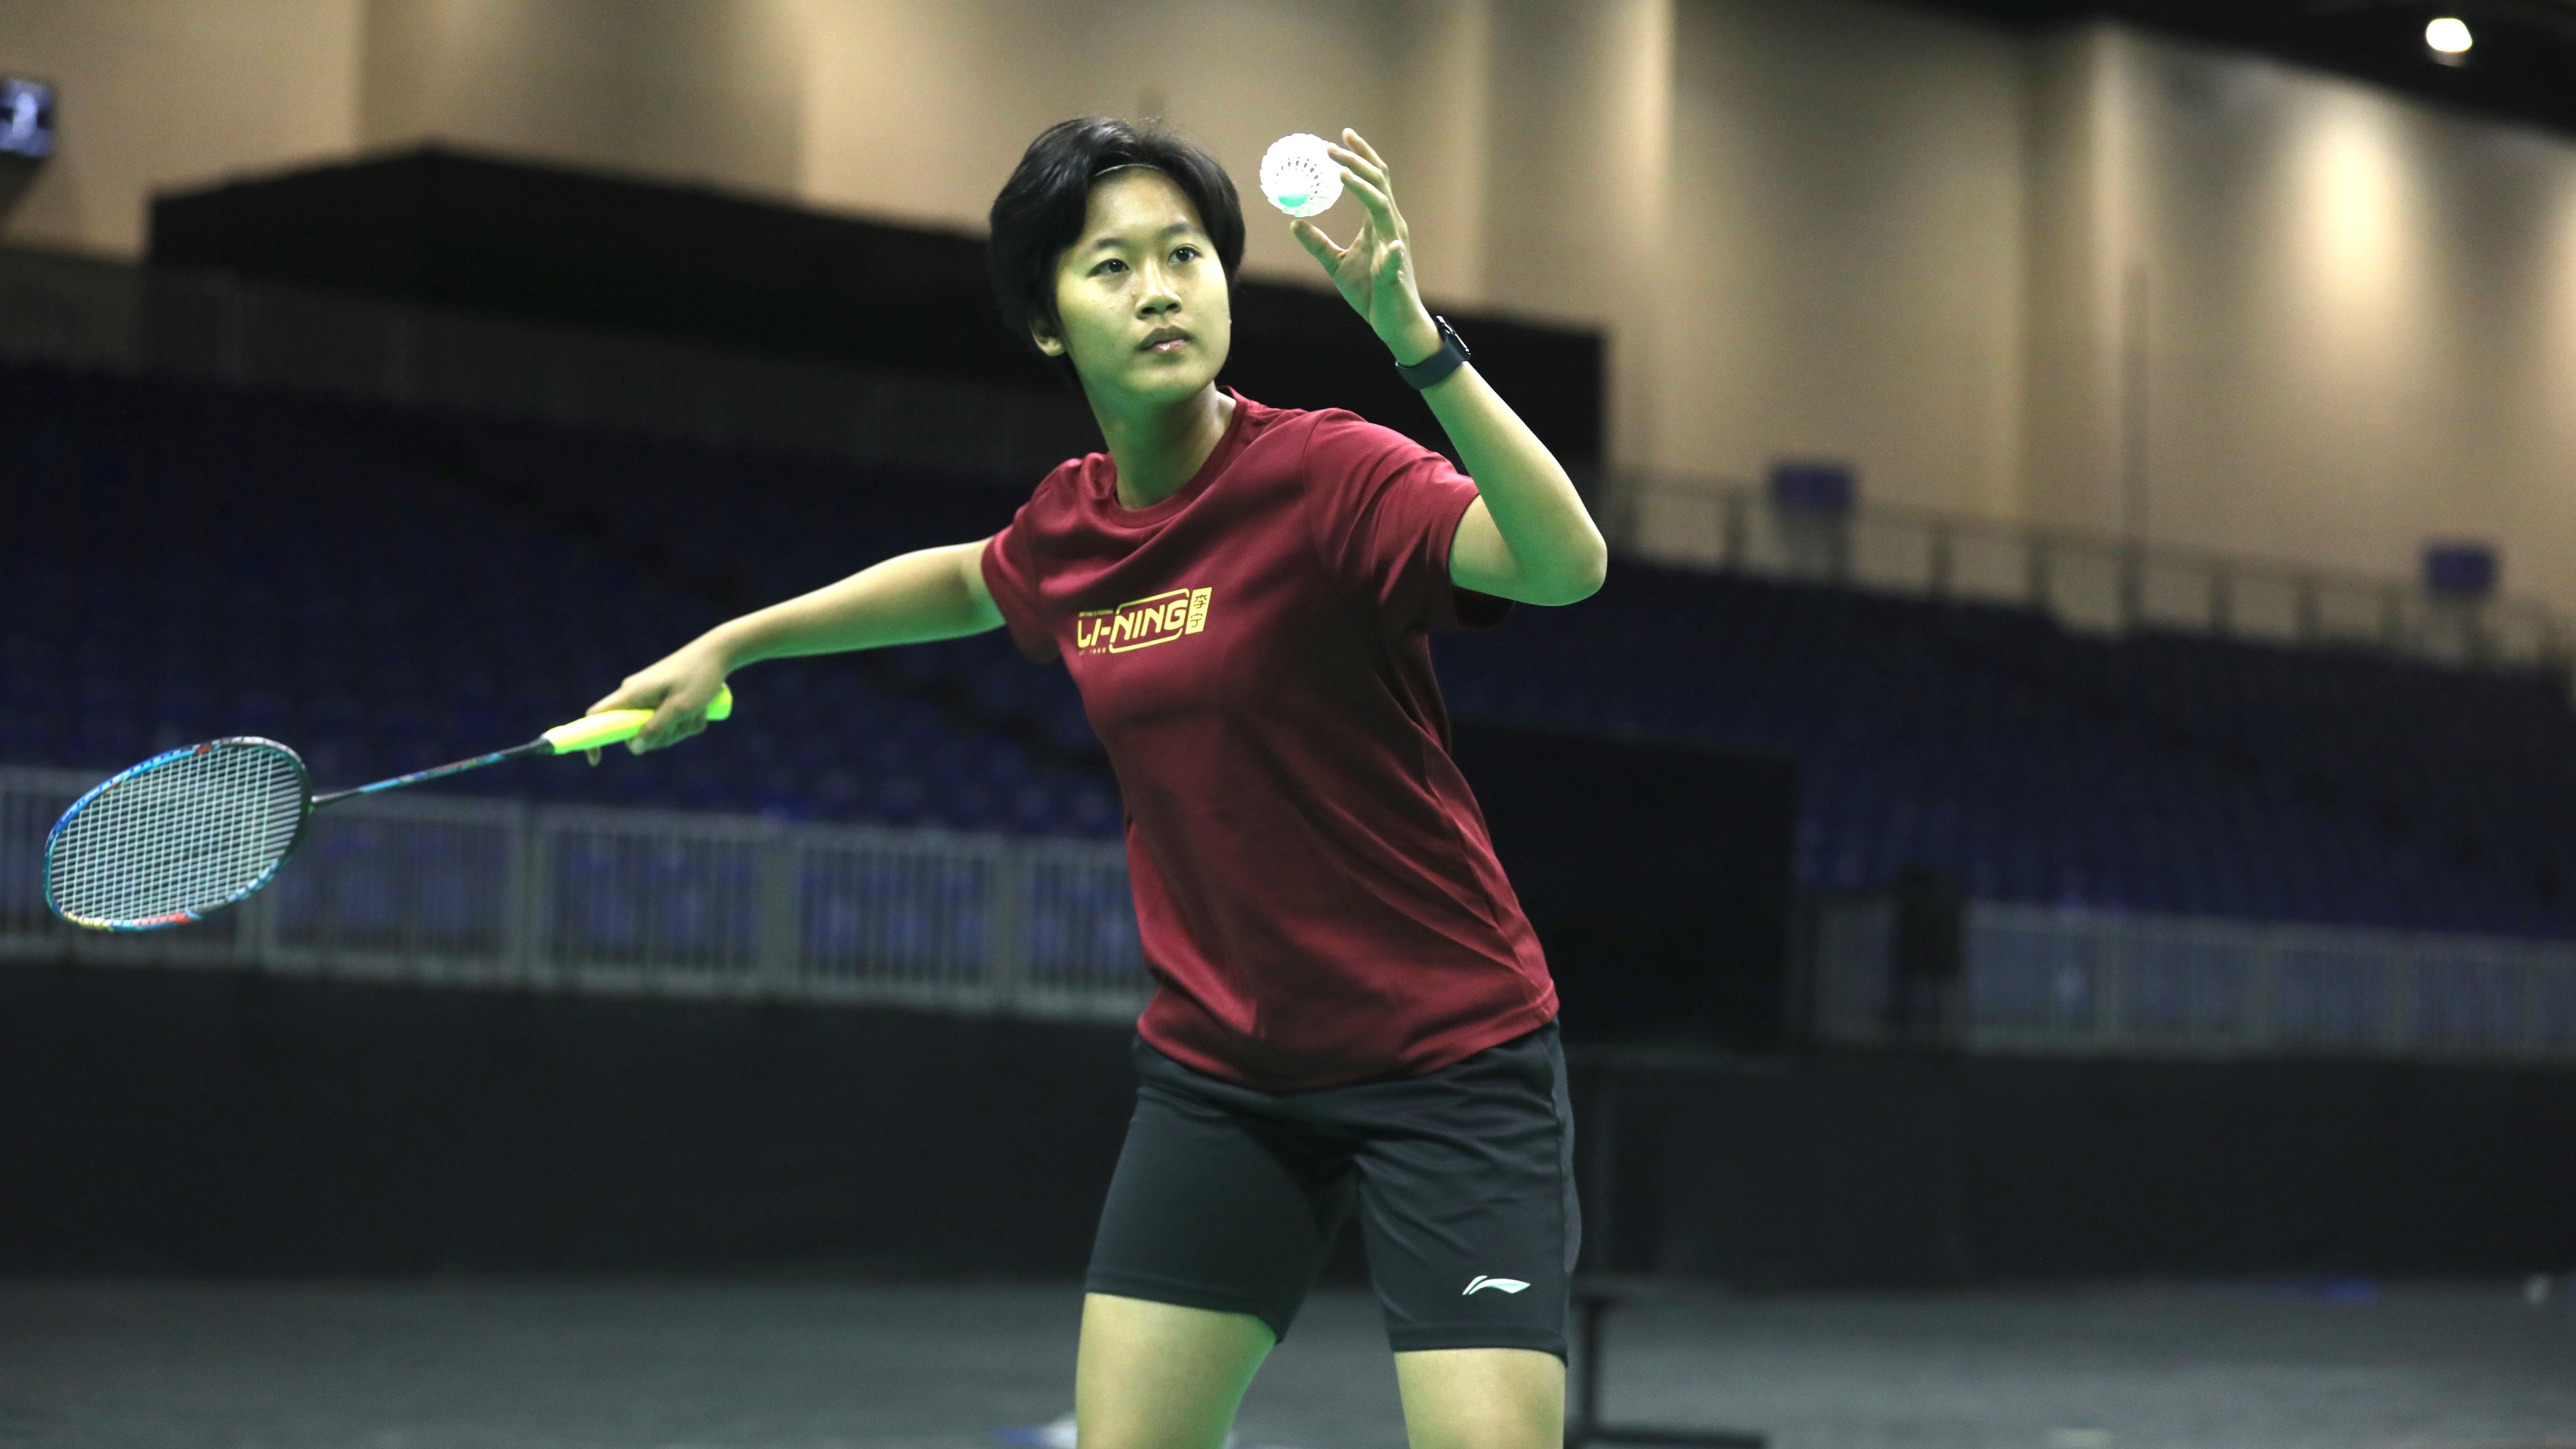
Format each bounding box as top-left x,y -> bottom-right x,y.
309,686 -> 734,808
312,740 -> 550,807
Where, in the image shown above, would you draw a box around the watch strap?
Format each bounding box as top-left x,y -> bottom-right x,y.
1395,316 -> 1471,390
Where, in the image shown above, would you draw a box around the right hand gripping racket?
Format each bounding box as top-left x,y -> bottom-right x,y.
41,686 -> 736,932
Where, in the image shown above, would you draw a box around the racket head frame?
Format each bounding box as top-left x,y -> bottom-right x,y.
43,737 -> 316,932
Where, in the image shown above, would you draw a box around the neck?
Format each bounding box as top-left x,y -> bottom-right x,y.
1089,383 -> 1234,509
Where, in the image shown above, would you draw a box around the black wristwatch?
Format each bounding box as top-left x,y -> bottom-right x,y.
1394,315 -> 1471,390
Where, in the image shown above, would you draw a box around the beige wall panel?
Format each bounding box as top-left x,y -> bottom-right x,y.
361,0 -> 804,194
1478,0 -> 1672,467
0,0 -> 363,255
2502,159 -> 2576,604
788,0 -> 1426,292
2104,29 -> 2576,604
1387,0 -> 1496,308
1655,0 -> 2026,516
1480,0 -> 1669,328
2020,24 -> 2122,535
10,0 -> 2576,608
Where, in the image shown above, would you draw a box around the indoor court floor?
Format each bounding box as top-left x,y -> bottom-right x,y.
1,1278 -> 2571,1449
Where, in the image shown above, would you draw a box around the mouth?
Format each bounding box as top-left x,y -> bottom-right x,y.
1139,327 -> 1192,354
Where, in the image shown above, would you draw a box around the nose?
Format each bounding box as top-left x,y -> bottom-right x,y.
1137,261 -> 1182,314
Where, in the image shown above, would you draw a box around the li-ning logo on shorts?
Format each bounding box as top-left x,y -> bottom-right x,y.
1462,1275 -> 1530,1295
1076,587 -> 1213,655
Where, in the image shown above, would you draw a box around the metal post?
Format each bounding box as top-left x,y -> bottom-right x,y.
1564,1282 -> 1767,1448
757,827 -> 799,993
2247,926 -> 2277,1051
2386,946 -> 2413,1057
242,875 -> 280,974
1585,1064 -> 1618,1275
2099,916 -> 2127,1044
1575,1290 -> 1607,1440
400,817 -> 425,980
527,811 -> 557,990
988,840 -> 1029,1012
2521,947 -> 2552,1061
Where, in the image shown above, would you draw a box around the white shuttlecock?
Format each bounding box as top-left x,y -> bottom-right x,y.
1260,133 -> 1342,219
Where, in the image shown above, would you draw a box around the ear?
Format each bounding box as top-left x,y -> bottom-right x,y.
1030,321 -> 1065,357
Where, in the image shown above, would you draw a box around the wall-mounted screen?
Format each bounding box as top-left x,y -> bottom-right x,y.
1,78 -> 54,159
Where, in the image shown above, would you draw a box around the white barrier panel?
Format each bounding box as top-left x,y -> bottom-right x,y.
0,766 -> 1148,1020
1814,890 -> 2576,1065
23,758 -> 2576,1058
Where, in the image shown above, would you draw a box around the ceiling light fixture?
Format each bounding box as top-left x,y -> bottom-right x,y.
2425,16 -> 2474,63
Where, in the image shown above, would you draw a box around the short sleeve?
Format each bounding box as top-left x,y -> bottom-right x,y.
980,518 -> 1058,662
1305,413 -> 1513,634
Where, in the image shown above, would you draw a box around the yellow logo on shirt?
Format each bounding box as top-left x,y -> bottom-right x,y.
1078,587 -> 1214,654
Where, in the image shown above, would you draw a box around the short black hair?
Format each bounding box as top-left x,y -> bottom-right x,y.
988,117 -> 1245,364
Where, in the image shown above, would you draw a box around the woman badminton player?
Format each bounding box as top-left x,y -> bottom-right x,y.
593,117 -> 1606,1449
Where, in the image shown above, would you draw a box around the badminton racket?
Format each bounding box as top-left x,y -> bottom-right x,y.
41,684 -> 735,932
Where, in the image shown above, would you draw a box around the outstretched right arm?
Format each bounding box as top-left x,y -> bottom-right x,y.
591,538 -> 1004,752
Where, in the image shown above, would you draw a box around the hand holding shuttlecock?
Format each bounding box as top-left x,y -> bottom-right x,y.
1273,129 -> 1442,368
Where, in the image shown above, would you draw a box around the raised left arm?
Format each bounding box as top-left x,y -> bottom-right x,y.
1292,130 -> 1608,607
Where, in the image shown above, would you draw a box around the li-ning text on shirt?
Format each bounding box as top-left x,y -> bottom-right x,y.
1077,587 -> 1215,654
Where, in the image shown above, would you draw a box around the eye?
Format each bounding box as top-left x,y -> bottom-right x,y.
1171,244 -> 1201,264
1091,257 -> 1127,276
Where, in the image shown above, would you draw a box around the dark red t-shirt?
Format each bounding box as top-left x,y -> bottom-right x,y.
980,392 -> 1556,1090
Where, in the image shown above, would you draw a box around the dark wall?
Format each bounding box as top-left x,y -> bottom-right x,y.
1599,1049 -> 2576,1289
0,962 -> 1135,1274
9,961 -> 2571,1284
147,148 -> 1605,461
1454,726 -> 1799,1051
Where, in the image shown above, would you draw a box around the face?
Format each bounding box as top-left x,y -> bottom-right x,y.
1035,167 -> 1231,407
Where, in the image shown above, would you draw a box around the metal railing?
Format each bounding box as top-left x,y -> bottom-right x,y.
0,244 -> 1099,481
0,767 -> 1148,1020
1812,893 -> 2576,1065
1609,474 -> 2571,673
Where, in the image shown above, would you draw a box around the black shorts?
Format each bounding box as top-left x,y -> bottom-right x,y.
1085,1022 -> 1579,1357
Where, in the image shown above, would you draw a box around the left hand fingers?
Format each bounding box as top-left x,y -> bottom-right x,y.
1335,162 -> 1399,233
1290,218 -> 1348,269
1328,138 -> 1389,195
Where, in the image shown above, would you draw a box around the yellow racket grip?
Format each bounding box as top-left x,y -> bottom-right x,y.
542,684 -> 736,755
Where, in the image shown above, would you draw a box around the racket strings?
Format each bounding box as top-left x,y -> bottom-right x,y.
48,743 -> 308,926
